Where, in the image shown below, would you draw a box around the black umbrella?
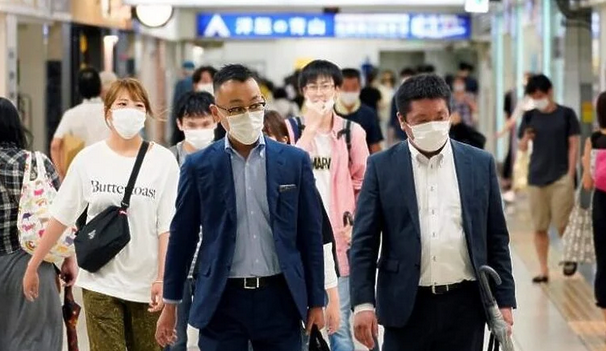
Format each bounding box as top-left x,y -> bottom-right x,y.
309,325 -> 330,351
479,265 -> 514,351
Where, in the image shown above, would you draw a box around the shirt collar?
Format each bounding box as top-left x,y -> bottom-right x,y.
407,138 -> 452,165
224,134 -> 266,158
83,97 -> 103,104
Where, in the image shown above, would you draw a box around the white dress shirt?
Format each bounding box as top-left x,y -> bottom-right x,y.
408,141 -> 475,287
354,140 -> 475,314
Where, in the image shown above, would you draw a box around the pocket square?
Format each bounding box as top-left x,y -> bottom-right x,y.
279,184 -> 297,192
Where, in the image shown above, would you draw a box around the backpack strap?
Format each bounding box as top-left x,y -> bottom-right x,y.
287,117 -> 304,144
337,119 -> 353,164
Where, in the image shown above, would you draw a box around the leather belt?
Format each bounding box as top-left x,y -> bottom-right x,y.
227,274 -> 284,290
418,280 -> 473,295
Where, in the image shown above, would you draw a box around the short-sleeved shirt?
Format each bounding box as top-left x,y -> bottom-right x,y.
53,97 -> 110,145
336,103 -> 384,148
50,141 -> 180,302
517,105 -> 581,186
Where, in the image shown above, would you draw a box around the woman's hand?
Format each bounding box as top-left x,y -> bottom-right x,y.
60,256 -> 79,286
149,281 -> 164,313
326,295 -> 341,335
22,265 -> 40,302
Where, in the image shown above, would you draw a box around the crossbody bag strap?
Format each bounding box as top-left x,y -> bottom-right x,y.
120,141 -> 150,210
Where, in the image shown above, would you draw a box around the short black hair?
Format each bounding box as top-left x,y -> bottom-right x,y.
459,62 -> 474,71
213,64 -> 258,92
175,91 -> 215,121
596,91 -> 606,128
192,66 -> 217,84
395,74 -> 451,122
273,87 -> 288,99
525,74 -> 553,95
0,97 -> 29,148
78,67 -> 101,99
400,67 -> 416,77
298,60 -> 343,90
342,68 -> 361,81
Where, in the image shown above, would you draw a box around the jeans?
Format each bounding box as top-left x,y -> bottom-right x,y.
165,278 -> 195,351
329,277 -> 354,351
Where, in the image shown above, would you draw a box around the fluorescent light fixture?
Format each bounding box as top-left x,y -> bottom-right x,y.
464,0 -> 489,13
134,4 -> 174,28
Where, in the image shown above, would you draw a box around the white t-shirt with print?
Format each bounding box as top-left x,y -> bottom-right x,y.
53,97 -> 110,146
312,133 -> 332,216
50,141 -> 179,303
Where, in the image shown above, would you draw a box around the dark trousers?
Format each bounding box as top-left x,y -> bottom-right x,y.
383,282 -> 485,351
198,277 -> 302,351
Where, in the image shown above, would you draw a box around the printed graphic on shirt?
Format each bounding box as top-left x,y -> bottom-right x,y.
90,180 -> 157,199
313,157 -> 332,171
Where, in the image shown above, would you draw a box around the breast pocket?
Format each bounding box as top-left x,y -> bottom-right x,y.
276,188 -> 298,225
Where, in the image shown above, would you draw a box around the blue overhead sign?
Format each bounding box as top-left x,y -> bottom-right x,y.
197,13 -> 471,40
197,14 -> 335,39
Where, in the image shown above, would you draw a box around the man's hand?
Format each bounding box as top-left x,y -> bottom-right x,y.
156,304 -> 178,347
500,307 -> 514,336
304,100 -> 332,132
354,310 -> 379,349
60,256 -> 79,287
305,307 -> 325,335
149,282 -> 164,313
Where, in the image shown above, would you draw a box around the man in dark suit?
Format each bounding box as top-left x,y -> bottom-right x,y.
350,74 -> 516,351
157,64 -> 325,351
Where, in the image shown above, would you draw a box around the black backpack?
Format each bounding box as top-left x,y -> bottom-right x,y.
286,116 -> 353,163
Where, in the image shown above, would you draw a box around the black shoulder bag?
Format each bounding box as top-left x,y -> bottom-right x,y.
74,141 -> 150,273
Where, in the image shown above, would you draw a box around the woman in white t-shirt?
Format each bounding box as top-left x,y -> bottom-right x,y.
23,78 -> 180,351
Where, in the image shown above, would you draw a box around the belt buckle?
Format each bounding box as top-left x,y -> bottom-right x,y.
244,277 -> 260,290
431,284 -> 449,295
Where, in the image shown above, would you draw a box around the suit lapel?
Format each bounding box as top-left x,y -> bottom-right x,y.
213,142 -> 237,222
451,141 -> 474,245
265,138 -> 284,220
395,141 -> 421,238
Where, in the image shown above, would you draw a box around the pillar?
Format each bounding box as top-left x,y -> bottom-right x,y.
542,0 -> 552,77
493,11 -> 505,159
0,13 -> 18,104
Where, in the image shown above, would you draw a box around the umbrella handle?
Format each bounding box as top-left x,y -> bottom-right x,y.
479,265 -> 502,305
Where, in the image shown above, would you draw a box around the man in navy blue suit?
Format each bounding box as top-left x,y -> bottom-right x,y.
350,74 -> 516,351
156,64 -> 325,351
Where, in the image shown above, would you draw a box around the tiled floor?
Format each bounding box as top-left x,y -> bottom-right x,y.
64,195 -> 603,351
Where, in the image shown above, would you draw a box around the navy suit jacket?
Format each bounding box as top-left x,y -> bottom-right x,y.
349,140 -> 516,328
163,137 -> 325,330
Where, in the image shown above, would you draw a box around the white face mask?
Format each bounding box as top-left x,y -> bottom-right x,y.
111,108 -> 146,140
196,83 -> 214,95
340,92 -> 360,106
408,120 -> 451,152
533,98 -> 549,111
184,128 -> 215,149
305,98 -> 335,116
453,84 -> 465,93
227,110 -> 264,145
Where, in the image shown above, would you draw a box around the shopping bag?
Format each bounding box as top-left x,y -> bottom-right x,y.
61,134 -> 85,176
512,143 -> 531,191
17,151 -> 76,263
561,195 -> 595,264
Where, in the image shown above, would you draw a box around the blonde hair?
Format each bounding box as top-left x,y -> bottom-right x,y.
104,78 -> 154,119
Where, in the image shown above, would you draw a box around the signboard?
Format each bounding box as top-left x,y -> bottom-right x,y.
197,13 -> 471,40
125,0 -> 467,7
198,13 -> 334,38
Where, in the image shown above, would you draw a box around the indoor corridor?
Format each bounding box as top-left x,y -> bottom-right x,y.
61,193 -> 606,351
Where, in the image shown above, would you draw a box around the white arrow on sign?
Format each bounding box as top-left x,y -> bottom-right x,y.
204,14 -> 231,37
